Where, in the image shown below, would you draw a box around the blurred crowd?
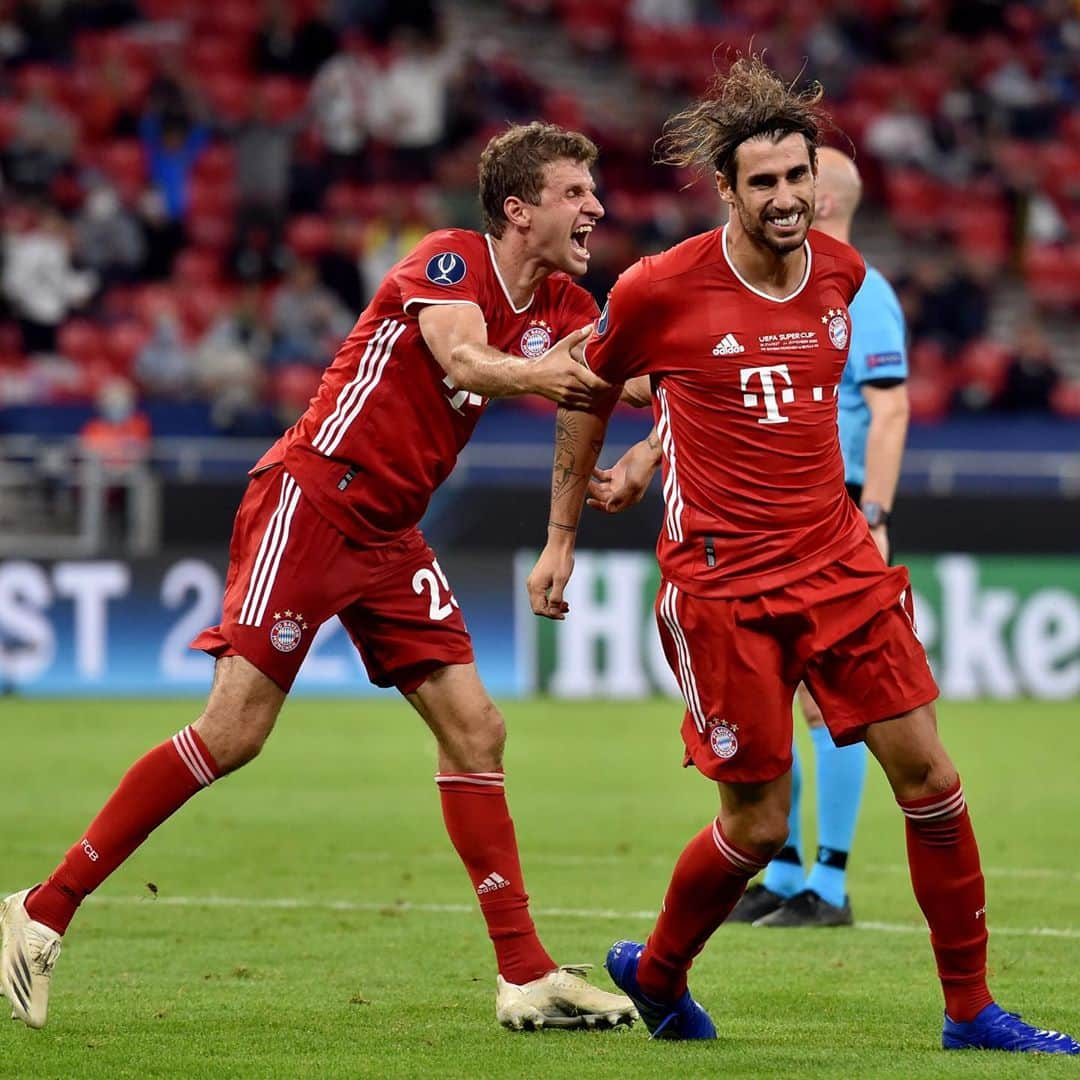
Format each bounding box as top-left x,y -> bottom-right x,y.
0,0 -> 1078,441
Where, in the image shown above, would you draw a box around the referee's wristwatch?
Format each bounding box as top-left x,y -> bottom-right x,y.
861,501 -> 891,528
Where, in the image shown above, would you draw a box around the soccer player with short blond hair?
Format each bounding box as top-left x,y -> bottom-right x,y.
1,122 -> 637,1035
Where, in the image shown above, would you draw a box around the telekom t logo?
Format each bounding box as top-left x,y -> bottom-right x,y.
740,364 -> 795,425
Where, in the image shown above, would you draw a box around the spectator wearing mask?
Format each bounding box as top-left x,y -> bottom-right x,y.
269,258 -> 352,367
135,308 -> 193,399
74,180 -> 147,287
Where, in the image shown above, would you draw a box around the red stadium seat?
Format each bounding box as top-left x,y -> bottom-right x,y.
993,138 -> 1041,185
192,144 -> 237,187
57,320 -> 106,366
905,374 -> 950,422
906,66 -> 950,114
187,37 -> 252,78
947,197 -> 1011,268
105,321 -> 151,374
187,210 -> 235,252
1039,143 -> 1080,204
202,71 -> 255,123
0,99 -> 19,148
14,64 -> 68,105
560,1 -> 626,53
286,215 -> 333,258
179,283 -> 233,336
909,339 -> 948,379
543,90 -> 585,131
188,177 -> 236,219
957,339 -> 1010,399
273,363 -> 324,412
972,34 -> 1014,79
1024,245 -> 1080,310
259,76 -> 309,122
97,139 -> 147,202
197,0 -> 263,39
625,24 -> 687,87
884,170 -> 945,236
849,65 -> 909,109
130,284 -> 180,324
1050,379 -> 1080,418
1059,109 -> 1080,147
136,0 -> 190,18
173,247 -> 223,286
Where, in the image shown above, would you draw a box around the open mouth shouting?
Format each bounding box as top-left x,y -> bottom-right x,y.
570,222 -> 594,260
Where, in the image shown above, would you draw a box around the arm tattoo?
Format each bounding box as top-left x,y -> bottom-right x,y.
646,428 -> 660,452
551,412 -> 602,510
552,411 -> 586,504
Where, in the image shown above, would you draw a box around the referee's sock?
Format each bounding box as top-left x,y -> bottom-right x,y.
762,741 -> 804,899
805,726 -> 867,908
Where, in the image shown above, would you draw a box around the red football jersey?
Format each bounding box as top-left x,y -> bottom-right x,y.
256,229 -> 598,542
586,224 -> 868,598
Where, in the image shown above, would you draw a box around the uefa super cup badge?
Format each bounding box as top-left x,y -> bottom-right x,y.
708,720 -> 739,760
270,610 -> 308,653
520,319 -> 553,358
822,308 -> 849,350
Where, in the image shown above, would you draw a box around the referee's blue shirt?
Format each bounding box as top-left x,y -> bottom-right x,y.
837,265 -> 908,487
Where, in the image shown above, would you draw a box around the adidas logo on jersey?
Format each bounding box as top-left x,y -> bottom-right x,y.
477,872 -> 511,895
712,334 -> 745,355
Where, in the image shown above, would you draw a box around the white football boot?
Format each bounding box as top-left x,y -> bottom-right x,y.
0,889 -> 63,1029
496,964 -> 638,1030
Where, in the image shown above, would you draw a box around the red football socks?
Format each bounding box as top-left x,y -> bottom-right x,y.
899,779 -> 993,1022
637,819 -> 768,1001
26,726 -> 220,935
437,772 -> 555,985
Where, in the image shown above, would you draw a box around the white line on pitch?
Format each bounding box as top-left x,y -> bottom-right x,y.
17,843 -> 1080,881
86,895 -> 1080,940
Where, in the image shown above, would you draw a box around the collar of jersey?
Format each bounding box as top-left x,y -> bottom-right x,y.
485,233 -> 535,314
720,222 -> 812,303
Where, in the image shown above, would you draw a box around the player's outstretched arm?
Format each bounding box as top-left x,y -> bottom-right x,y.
586,427 -> 662,514
418,304 -> 609,407
527,400 -> 618,620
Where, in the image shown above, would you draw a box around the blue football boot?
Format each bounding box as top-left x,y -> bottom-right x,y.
943,1003 -> 1080,1054
605,940 -> 716,1040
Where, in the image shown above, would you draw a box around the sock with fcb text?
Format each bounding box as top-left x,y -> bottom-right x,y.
25,726 -> 221,935
899,779 -> 993,1023
437,772 -> 555,986
805,725 -> 867,908
763,741 -> 804,898
637,819 -> 769,1002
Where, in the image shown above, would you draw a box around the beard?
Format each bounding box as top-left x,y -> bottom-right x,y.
737,199 -> 813,256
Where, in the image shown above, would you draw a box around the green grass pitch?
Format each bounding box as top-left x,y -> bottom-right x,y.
3,697 -> 1078,1079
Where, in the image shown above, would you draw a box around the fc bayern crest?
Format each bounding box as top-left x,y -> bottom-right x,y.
823,308 -> 849,350
520,320 -> 552,358
269,610 -> 308,653
709,721 -> 739,760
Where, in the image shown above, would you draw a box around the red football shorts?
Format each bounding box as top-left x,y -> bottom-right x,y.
191,465 -> 474,693
655,538 -> 939,784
